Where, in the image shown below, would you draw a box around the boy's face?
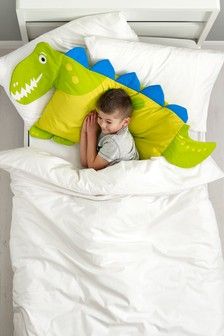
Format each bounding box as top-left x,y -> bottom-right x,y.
97,109 -> 130,134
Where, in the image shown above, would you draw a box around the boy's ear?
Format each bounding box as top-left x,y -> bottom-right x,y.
122,117 -> 130,127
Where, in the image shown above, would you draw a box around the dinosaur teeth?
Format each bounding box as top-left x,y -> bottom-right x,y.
11,73 -> 42,102
25,83 -> 31,94
21,88 -> 28,98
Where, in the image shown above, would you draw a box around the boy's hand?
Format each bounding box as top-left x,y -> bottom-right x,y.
81,113 -> 90,133
86,111 -> 100,135
81,118 -> 87,133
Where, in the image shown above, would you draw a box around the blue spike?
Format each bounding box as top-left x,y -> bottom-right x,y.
166,104 -> 188,122
141,85 -> 165,106
116,72 -> 140,91
91,59 -> 115,79
65,47 -> 89,67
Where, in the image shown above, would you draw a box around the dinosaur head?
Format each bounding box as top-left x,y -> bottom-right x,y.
10,42 -> 63,105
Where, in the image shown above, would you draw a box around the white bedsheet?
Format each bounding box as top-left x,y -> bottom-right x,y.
0,148 -> 224,336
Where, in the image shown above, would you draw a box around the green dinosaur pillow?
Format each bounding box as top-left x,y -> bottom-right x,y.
10,42 -> 216,168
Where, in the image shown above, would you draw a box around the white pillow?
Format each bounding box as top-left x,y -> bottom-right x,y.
139,37 -> 198,48
0,12 -> 138,129
85,36 -> 224,132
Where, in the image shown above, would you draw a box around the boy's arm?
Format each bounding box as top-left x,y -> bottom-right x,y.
79,118 -> 88,168
87,132 -> 108,170
86,112 -> 109,170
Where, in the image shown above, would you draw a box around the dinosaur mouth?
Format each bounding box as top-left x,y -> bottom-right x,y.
11,73 -> 43,102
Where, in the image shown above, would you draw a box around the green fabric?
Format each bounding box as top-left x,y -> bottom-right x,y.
163,125 -> 216,168
10,42 -> 216,168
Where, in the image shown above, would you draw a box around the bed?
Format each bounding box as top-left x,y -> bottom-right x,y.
0,1 -> 224,335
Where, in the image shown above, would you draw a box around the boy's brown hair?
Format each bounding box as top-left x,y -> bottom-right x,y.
96,88 -> 133,118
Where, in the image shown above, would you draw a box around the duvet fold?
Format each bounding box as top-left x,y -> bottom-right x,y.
0,147 -> 223,197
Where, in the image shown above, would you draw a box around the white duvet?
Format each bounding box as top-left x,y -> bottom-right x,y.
0,147 -> 224,336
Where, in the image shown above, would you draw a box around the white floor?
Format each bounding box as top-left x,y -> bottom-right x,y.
205,43 -> 224,255
0,42 -> 224,336
0,48 -> 24,336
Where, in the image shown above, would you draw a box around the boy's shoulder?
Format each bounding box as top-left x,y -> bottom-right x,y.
98,126 -> 139,163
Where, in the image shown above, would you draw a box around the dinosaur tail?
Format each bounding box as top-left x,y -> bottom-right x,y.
162,124 -> 216,168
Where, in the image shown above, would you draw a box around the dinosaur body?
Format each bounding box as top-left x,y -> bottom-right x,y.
10,42 -> 216,168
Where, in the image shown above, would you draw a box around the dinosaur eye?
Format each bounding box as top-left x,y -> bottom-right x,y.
39,54 -> 47,64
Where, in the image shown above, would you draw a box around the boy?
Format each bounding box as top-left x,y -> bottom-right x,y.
80,88 -> 139,170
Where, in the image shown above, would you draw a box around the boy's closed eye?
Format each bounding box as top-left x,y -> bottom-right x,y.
98,116 -> 112,124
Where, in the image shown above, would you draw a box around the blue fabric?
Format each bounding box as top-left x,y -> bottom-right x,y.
91,59 -> 115,79
66,47 -> 89,68
116,72 -> 140,91
141,85 -> 165,106
166,104 -> 188,122
65,49 -> 188,123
